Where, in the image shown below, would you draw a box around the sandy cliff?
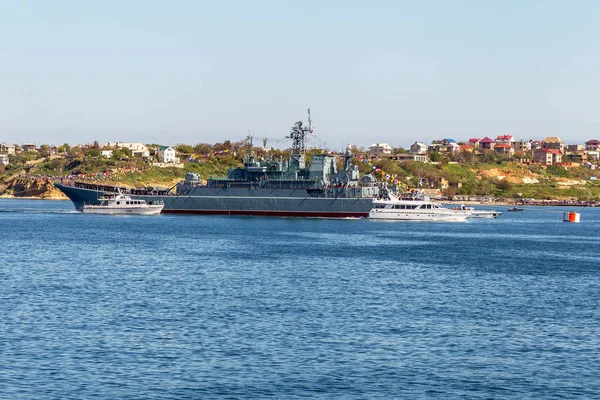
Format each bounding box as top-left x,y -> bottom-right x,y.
0,177 -> 68,199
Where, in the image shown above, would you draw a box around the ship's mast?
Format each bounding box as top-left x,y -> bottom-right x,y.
289,109 -> 311,170
245,133 -> 254,165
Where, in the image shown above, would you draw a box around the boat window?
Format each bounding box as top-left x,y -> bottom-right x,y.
116,202 -> 120,205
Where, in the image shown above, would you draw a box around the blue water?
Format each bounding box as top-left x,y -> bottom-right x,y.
1,199 -> 599,399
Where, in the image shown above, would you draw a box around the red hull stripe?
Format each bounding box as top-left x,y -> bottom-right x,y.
161,209 -> 368,218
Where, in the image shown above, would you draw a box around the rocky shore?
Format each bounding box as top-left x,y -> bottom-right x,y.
0,177 -> 67,200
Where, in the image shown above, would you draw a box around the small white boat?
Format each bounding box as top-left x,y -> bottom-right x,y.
369,192 -> 468,222
82,193 -> 164,215
449,204 -> 503,219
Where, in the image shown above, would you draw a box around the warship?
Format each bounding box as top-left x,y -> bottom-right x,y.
55,112 -> 380,217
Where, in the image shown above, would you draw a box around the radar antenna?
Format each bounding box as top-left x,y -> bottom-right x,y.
289,109 -> 312,170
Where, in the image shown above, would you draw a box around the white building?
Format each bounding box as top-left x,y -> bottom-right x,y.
158,146 -> 177,163
369,143 -> 392,158
104,142 -> 150,157
101,150 -> 113,158
0,154 -> 9,165
410,142 -> 428,154
0,142 -> 16,155
447,142 -> 460,153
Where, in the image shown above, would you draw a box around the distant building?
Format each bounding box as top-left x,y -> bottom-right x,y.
104,142 -> 150,157
514,140 -> 532,153
585,139 -> 600,151
0,142 -> 16,155
493,144 -> 514,155
446,142 -> 460,153
0,154 -> 9,165
410,142 -> 427,154
479,137 -> 495,150
566,144 -> 584,152
587,151 -> 599,160
387,153 -> 428,163
101,150 -> 113,158
468,138 -> 480,147
460,144 -> 474,152
22,143 -> 37,152
566,153 -> 587,163
542,137 -> 564,153
533,148 -> 562,165
368,143 -> 392,158
496,135 -> 515,145
440,138 -> 456,146
158,146 -> 177,163
530,140 -> 543,150
428,141 -> 443,152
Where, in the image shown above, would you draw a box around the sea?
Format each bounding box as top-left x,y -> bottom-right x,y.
1,199 -> 599,399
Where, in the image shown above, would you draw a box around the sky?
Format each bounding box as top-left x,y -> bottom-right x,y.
1,0 -> 600,150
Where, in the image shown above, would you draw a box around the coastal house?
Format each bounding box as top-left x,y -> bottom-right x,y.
0,142 -> 16,155
566,153 -> 587,163
104,142 -> 150,158
514,140 -> 532,153
585,139 -> 600,151
586,151 -> 599,160
0,154 -> 9,165
496,135 -> 515,146
479,137 -> 495,150
460,144 -> 474,152
542,137 -> 565,153
410,142 -> 427,154
428,141 -> 443,153
468,138 -> 480,148
441,138 -> 456,146
369,143 -> 392,158
386,153 -> 428,163
493,144 -> 514,155
22,143 -> 37,152
101,150 -> 113,158
566,144 -> 584,152
446,142 -> 460,153
158,146 -> 177,163
533,148 -> 562,165
530,140 -> 543,150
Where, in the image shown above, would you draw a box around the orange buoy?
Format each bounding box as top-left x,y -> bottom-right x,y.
563,212 -> 580,223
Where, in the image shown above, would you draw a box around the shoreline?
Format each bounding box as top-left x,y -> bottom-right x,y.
1,194 -> 596,208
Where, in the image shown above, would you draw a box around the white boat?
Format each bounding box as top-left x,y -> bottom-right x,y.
448,204 -> 503,219
369,192 -> 468,222
82,193 -> 164,215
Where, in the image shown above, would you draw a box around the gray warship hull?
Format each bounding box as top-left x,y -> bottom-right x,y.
55,183 -> 374,218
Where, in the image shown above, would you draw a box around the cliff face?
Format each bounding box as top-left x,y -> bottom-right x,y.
1,177 -> 67,199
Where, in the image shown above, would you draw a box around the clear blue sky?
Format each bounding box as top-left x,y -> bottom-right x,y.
1,0 -> 599,149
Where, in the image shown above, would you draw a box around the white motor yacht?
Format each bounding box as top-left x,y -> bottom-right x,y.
448,204 -> 503,218
82,193 -> 164,215
369,192 -> 468,222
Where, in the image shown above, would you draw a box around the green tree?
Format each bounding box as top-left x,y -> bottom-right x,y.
57,143 -> 71,155
176,144 -> 195,156
429,152 -> 443,162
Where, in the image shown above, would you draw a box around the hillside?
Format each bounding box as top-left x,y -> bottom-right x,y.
1,151 -> 600,201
